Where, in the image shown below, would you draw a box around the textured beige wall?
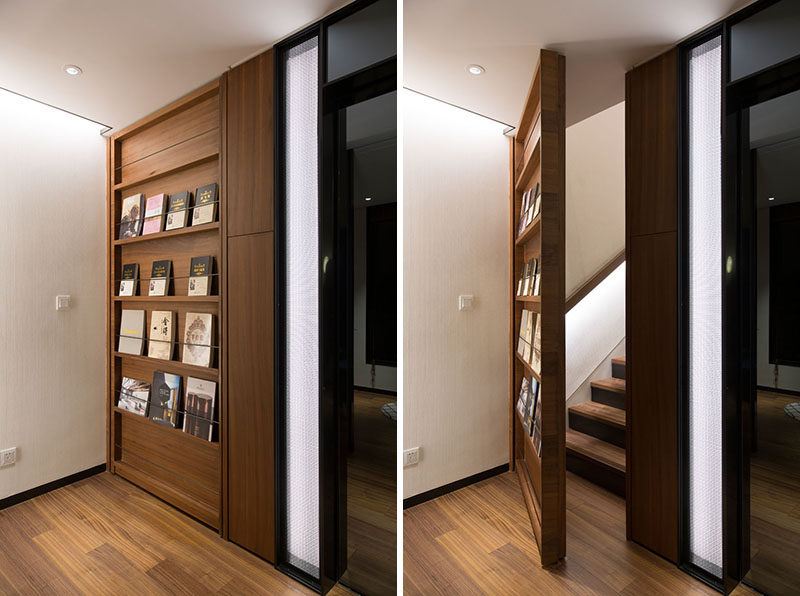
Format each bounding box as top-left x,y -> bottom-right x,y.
0,89 -> 106,499
403,90 -> 510,499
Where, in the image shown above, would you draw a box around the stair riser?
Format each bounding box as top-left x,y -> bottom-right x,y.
566,451 -> 626,498
612,362 -> 626,380
591,387 -> 625,410
569,412 -> 625,448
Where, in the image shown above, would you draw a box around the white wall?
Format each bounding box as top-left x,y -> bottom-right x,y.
566,102 -> 625,296
756,206 -> 800,391
0,89 -> 106,500
403,90 -> 509,499
564,101 -> 626,401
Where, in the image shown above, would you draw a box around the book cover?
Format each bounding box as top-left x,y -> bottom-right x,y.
148,260 -> 172,296
528,375 -> 540,433
188,256 -> 213,297
532,258 -> 540,296
521,379 -> 534,434
532,182 -> 542,218
165,190 -> 191,231
118,309 -> 145,355
118,377 -> 150,416
183,377 -> 217,441
518,189 -> 530,236
192,183 -> 218,226
149,371 -> 182,428
147,310 -> 175,360
517,309 -> 528,357
142,194 -> 166,235
118,263 -> 139,297
119,194 -> 144,239
516,376 -> 530,419
523,310 -> 534,362
532,403 -> 542,454
182,312 -> 214,367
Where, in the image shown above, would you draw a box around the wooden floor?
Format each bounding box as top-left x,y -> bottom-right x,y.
404,471 -> 758,595
743,390 -> 800,596
339,391 -> 397,596
0,472 -> 354,596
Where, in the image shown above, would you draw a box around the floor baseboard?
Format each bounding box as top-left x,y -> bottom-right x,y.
0,464 -> 106,511
403,464 -> 509,509
353,385 -> 397,397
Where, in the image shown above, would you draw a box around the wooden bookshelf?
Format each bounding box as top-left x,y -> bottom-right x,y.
107,80 -> 223,531
509,49 -> 566,566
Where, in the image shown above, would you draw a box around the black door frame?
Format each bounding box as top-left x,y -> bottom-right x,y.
677,0 -> 800,592
274,0 -> 396,593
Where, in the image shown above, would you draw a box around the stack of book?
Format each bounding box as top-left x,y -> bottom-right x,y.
117,309 -> 215,368
517,182 -> 541,238
516,257 -> 541,297
117,183 -> 218,240
117,257 -> 215,298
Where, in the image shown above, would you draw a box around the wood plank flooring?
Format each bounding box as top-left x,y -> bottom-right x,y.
743,390 -> 800,596
404,471 -> 758,595
0,472 -> 353,596
339,391 -> 397,596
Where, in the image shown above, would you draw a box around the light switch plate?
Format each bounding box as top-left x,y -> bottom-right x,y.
458,294 -> 474,311
56,295 -> 71,311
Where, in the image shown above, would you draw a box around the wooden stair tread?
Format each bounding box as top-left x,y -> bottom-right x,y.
569,401 -> 625,429
611,357 -> 626,366
591,377 -> 625,393
566,429 -> 626,474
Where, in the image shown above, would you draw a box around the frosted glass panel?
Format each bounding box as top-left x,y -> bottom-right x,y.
687,36 -> 723,578
284,36 -> 320,578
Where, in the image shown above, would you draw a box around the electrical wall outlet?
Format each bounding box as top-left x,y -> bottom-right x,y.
404,447 -> 420,467
0,447 -> 16,467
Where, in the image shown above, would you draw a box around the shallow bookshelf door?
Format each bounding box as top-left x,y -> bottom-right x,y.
509,49 -> 566,566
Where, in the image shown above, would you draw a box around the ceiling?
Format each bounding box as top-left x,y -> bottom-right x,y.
404,0 -> 753,128
0,0 -> 351,133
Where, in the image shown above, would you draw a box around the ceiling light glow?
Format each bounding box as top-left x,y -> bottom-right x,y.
64,64 -> 83,76
365,197 -> 372,201
467,64 -> 485,76
768,196 -> 775,201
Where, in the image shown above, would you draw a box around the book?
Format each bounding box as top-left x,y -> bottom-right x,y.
521,379 -> 534,434
165,190 -> 191,231
188,256 -> 213,297
183,377 -> 217,441
524,310 -> 535,363
527,376 -> 540,435
192,183 -> 218,226
531,315 -> 542,374
517,309 -> 529,357
518,189 -> 530,236
118,377 -> 150,416
516,376 -> 530,419
532,258 -> 541,296
182,312 -> 214,367
118,309 -> 145,355
148,260 -> 172,296
531,182 -> 542,219
119,194 -> 144,239
141,193 -> 167,235
118,263 -> 139,297
149,371 -> 182,428
532,399 -> 542,455
147,310 -> 175,360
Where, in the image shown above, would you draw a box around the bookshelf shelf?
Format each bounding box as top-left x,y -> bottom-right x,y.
107,79 -> 224,532
509,49 -> 566,566
113,352 -> 219,378
114,406 -> 220,450
515,214 -> 542,246
113,222 -> 219,246
113,295 -> 220,303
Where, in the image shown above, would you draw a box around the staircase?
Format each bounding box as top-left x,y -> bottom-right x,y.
565,357 -> 626,497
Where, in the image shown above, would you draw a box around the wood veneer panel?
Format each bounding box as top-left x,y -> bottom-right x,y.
626,49 -> 678,237
226,50 -> 274,236
628,231 -> 679,562
226,232 -> 275,561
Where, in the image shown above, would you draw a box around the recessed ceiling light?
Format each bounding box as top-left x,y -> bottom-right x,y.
768,196 -> 775,201
365,197 -> 372,201
64,64 -> 83,76
467,64 -> 485,76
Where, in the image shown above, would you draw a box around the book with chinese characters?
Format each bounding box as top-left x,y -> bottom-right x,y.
118,309 -> 145,355
188,256 -> 213,297
148,260 -> 172,296
147,310 -> 175,360
149,371 -> 181,428
192,183 -> 218,226
118,377 -> 150,416
165,190 -> 191,231
182,312 -> 214,367
118,263 -> 139,297
183,377 -> 217,441
141,193 -> 167,235
118,194 -> 144,239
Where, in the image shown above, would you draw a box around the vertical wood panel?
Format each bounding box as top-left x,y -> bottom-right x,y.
226,232 -> 275,561
625,47 -> 679,563
226,51 -> 274,237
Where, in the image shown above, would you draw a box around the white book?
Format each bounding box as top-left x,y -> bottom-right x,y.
118,309 -> 145,355
147,310 -> 175,360
182,312 -> 214,367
